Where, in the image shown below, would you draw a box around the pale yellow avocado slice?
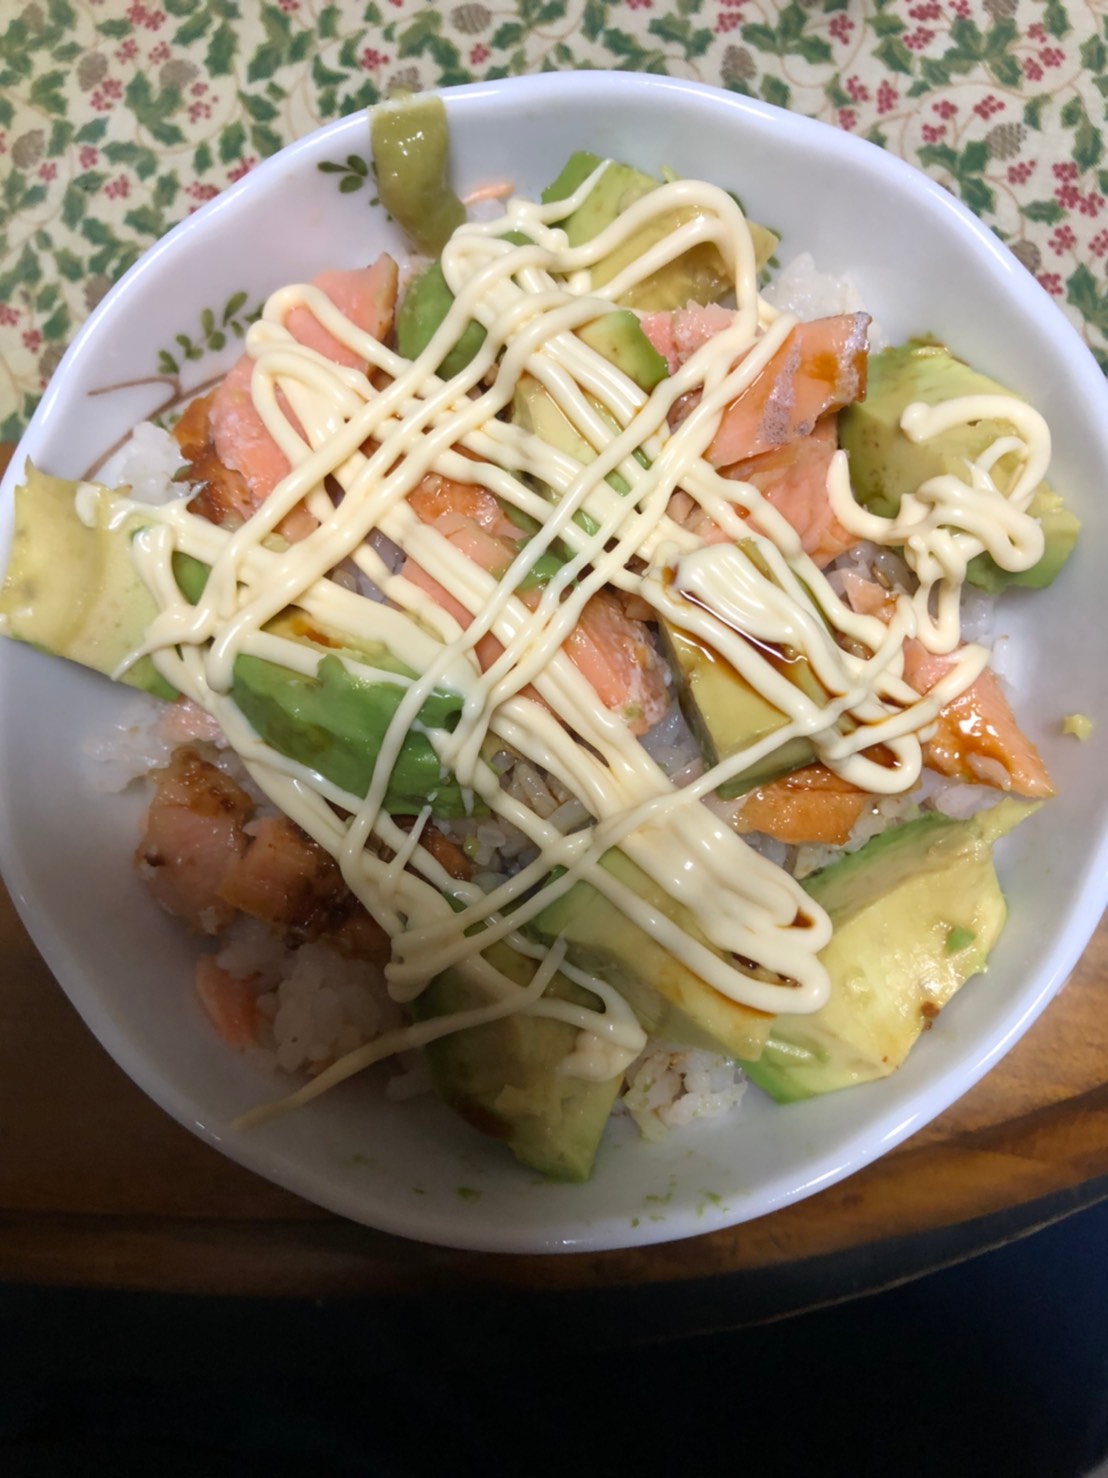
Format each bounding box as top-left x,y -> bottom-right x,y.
659,537 -> 853,798
511,372 -> 638,501
0,466 -> 175,699
744,799 -> 1038,1102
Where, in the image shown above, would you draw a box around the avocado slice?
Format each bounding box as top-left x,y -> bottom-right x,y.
395,261 -> 489,381
965,482 -> 1077,594
531,848 -> 773,1063
412,942 -> 622,1181
542,150 -> 778,312
660,621 -> 816,798
0,468 -> 176,700
577,309 -> 668,390
370,93 -> 466,258
511,372 -> 637,501
0,469 -> 476,816
543,152 -> 657,245
659,537 -> 846,798
230,652 -> 474,817
839,342 -> 1079,592
743,799 -> 1036,1102
398,257 -> 667,392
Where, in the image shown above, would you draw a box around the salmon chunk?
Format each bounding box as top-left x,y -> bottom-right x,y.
178,256 -> 400,530
173,389 -> 259,530
904,643 -> 1053,798
136,747 -> 253,934
724,416 -> 858,568
284,258 -> 399,368
403,484 -> 669,735
217,815 -> 391,962
640,302 -> 735,375
737,764 -> 869,846
561,587 -> 669,734
708,313 -> 869,467
669,417 -> 857,568
195,956 -> 259,1048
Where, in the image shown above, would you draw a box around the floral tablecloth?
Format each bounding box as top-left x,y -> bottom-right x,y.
2,0 -> 1107,439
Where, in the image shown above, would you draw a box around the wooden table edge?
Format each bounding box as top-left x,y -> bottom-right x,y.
4,1073 -> 1108,1301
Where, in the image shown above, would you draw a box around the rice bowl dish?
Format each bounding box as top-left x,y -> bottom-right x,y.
0,73 -> 1105,1252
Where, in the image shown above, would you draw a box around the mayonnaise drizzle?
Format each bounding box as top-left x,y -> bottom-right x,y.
96,160 -> 1050,1115
827,396 -> 1048,654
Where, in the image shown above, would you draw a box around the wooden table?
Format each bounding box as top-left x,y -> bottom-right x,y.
2,874 -> 1104,1314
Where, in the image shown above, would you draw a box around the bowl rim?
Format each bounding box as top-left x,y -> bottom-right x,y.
2,69 -> 1107,1255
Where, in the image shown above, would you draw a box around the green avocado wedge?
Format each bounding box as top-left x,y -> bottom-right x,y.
839,342 -> 1080,593
659,619 -> 817,798
369,93 -> 466,258
396,260 -> 668,392
576,309 -> 668,390
542,150 -> 778,311
743,799 -> 1038,1103
395,260 -> 489,381
0,468 -> 475,817
231,652 -> 474,817
413,942 -> 622,1182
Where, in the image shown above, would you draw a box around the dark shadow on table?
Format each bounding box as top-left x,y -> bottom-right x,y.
4,1194 -> 1108,1478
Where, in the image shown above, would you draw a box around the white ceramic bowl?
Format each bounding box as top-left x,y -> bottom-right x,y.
2,73 -> 1106,1254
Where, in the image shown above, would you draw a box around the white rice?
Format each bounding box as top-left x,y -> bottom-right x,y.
824,540 -> 914,602
214,920 -> 398,1078
620,1046 -> 746,1142
764,251 -> 888,349
84,693 -> 179,792
97,422 -> 188,505
638,699 -> 702,779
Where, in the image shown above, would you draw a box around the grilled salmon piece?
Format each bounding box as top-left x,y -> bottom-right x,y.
217,815 -> 391,962
136,746 -> 252,935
